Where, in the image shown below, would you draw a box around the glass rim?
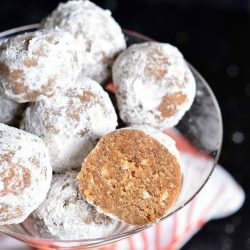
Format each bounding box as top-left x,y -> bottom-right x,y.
0,24 -> 223,246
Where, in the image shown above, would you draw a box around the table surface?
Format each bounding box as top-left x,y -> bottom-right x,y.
0,0 -> 250,249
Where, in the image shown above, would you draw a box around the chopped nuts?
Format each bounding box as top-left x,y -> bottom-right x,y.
101,166 -> 110,177
141,159 -> 149,165
120,160 -> 136,170
142,190 -> 151,199
160,190 -> 169,202
125,182 -> 133,190
83,190 -> 93,201
89,175 -> 95,184
120,161 -> 130,170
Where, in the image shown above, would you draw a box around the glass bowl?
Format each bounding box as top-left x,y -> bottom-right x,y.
0,24 -> 223,249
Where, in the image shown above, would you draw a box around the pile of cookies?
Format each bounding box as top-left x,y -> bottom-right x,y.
0,0 -> 196,240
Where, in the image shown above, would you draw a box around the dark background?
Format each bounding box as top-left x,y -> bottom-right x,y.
0,0 -> 249,249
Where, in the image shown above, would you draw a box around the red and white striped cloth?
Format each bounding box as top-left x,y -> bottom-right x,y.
0,129 -> 244,250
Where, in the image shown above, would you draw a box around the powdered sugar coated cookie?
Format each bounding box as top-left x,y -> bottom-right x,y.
0,123 -> 52,225
0,90 -> 26,125
31,171 -> 120,239
41,0 -> 126,83
0,29 -> 82,103
21,77 -> 117,172
113,42 -> 196,128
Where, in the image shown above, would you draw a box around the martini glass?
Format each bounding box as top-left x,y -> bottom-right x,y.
0,24 -> 223,250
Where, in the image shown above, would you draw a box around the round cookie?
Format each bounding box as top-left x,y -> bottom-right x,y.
41,0 -> 126,84
112,42 -> 196,128
78,128 -> 182,226
0,90 -> 26,126
0,123 -> 52,225
31,171 -> 121,240
0,29 -> 82,103
21,77 -> 117,172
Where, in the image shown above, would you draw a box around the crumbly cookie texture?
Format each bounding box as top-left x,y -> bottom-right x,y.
0,29 -> 82,103
0,123 -> 52,225
31,171 -> 120,240
0,90 -> 26,126
112,42 -> 196,128
41,0 -> 126,84
78,128 -> 181,226
21,77 -> 117,172
130,124 -> 182,170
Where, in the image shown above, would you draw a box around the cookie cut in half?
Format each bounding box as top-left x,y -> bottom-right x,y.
78,128 -> 182,226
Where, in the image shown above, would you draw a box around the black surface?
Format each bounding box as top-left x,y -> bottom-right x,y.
0,0 -> 249,249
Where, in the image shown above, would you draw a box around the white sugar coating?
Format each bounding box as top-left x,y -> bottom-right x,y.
0,29 -> 82,103
41,0 -> 126,84
130,125 -> 182,172
0,123 -> 52,225
21,77 -> 118,172
31,171 -> 121,240
113,42 -> 196,128
0,90 -> 26,125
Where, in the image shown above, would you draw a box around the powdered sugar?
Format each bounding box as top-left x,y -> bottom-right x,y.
21,77 -> 117,172
0,91 -> 25,125
0,123 -> 52,225
41,0 -> 126,84
0,29 -> 82,103
31,171 -> 121,240
112,42 -> 196,128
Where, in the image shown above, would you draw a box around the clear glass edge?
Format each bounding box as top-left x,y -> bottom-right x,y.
0,24 -> 223,247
